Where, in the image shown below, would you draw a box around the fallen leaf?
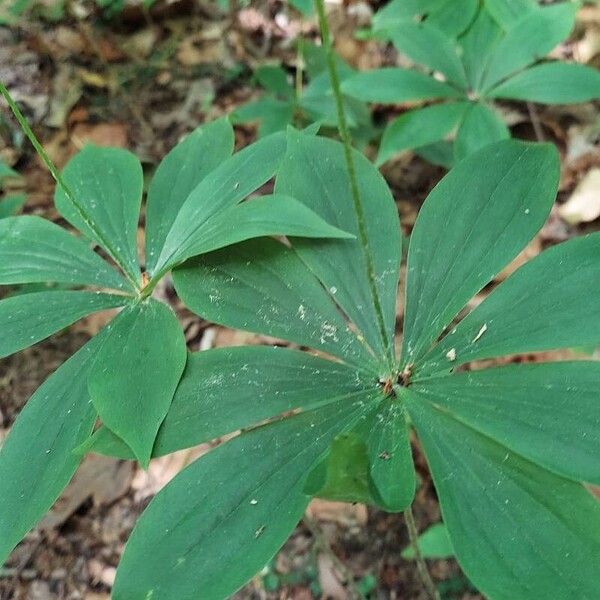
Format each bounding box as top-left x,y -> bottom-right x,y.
306,499 -> 368,527
559,168 -> 600,225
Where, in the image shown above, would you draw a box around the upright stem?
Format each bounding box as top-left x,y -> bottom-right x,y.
404,505 -> 441,600
313,0 -> 393,367
0,81 -> 140,290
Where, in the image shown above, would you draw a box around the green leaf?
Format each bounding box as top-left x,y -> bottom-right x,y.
232,98 -> 294,138
372,0 -> 449,31
153,131 -> 287,275
304,428 -> 378,505
406,390 -> 600,600
112,396 -> 370,600
0,193 -> 26,218
275,131 -> 401,362
54,145 -> 143,284
173,238 -> 374,368
0,332 -> 104,565
145,118 -> 234,273
85,346 -> 374,459
481,3 -> 578,91
401,140 -> 559,367
88,299 -> 187,467
0,160 -> 18,180
401,523 -> 454,559
484,0 -> 537,29
415,140 -> 455,168
420,233 -> 600,371
289,0 -> 313,16
377,102 -> 469,165
163,193 -> 354,260
411,362 -> 600,485
454,102 -> 509,161
254,65 -> 294,99
0,216 -> 131,290
341,68 -> 463,103
0,291 -> 126,359
488,62 -> 600,104
387,22 -> 467,88
426,0 -> 478,38
358,399 -> 415,511
458,6 -> 503,91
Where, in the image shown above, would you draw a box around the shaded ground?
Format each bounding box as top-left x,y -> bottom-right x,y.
1,1 -> 599,598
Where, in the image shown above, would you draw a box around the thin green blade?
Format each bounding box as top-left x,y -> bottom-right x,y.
488,62 -> 600,104
153,131 -> 287,274
169,193 -> 354,260
419,233 -> 600,372
0,216 -> 131,290
145,118 -> 234,273
341,68 -> 463,103
412,362 -> 600,485
0,291 -> 126,359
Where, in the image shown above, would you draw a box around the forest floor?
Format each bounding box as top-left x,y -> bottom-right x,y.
0,1 -> 599,598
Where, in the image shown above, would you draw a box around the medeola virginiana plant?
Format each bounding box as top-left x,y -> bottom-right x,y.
2,1 -> 600,598
344,0 -> 600,166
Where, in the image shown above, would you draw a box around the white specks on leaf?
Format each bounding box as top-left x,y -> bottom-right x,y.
472,323 -> 488,343
446,348 -> 457,361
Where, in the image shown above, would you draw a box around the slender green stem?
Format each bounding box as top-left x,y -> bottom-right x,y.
0,81 -> 141,291
313,0 -> 393,368
404,505 -> 441,600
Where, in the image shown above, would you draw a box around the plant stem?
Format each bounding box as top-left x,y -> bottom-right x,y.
0,81 -> 141,291
404,505 -> 441,600
313,0 -> 393,368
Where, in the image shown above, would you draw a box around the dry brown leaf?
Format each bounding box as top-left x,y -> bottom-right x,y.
559,168 -> 600,225
306,499 -> 368,527
317,553 -> 347,600
40,456 -> 134,531
71,122 -> 129,148
496,237 -> 542,281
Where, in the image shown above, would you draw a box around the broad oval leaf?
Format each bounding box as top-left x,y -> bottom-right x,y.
419,233 -> 600,372
275,130 -> 401,365
425,0 -> 478,37
54,145 -> 143,285
411,362 -> 600,485
481,3 -> 577,91
0,332 -> 104,565
341,68 -> 462,103
88,299 -> 187,467
406,390 -> 600,600
83,346 -> 375,459
454,102 -> 509,161
401,140 -> 559,368
173,238 -> 375,369
488,62 -> 600,104
0,291 -> 127,359
153,131 -> 287,275
0,216 -> 130,290
167,193 -> 353,259
112,396 -> 371,600
145,118 -> 234,273
377,102 -> 469,166
387,22 -> 467,88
